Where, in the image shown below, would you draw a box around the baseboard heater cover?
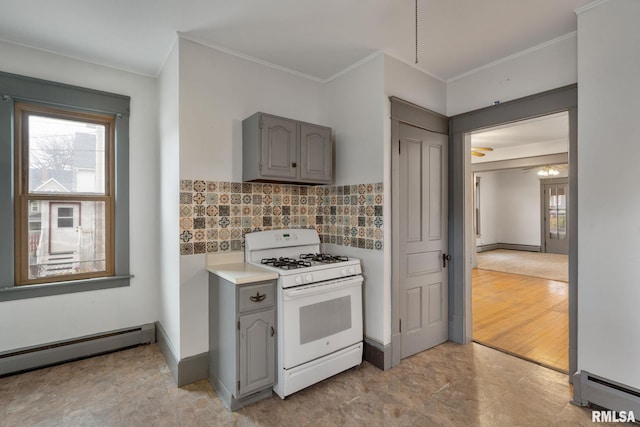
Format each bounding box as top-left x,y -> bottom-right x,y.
574,370 -> 640,414
0,323 -> 155,376
476,243 -> 541,253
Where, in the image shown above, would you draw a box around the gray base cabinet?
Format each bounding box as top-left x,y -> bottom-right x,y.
208,275 -> 276,411
243,112 -> 332,184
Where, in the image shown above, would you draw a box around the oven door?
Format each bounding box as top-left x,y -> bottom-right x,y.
281,275 -> 363,369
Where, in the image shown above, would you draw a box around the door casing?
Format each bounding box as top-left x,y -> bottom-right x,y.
449,85 -> 578,382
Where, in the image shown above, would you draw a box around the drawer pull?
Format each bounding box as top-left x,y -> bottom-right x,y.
250,292 -> 267,302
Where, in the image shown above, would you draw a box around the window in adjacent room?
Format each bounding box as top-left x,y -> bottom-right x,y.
474,175 -> 481,236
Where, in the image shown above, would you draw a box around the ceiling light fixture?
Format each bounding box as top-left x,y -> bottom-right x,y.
537,166 -> 560,176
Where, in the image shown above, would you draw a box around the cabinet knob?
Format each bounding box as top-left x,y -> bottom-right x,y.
250,292 -> 267,302
270,326 -> 275,337
291,162 -> 297,168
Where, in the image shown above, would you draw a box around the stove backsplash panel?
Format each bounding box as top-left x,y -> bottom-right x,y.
179,180 -> 383,255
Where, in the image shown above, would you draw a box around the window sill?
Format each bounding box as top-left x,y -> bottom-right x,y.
0,275 -> 133,302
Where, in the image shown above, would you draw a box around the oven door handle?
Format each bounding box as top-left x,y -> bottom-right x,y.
284,276 -> 363,300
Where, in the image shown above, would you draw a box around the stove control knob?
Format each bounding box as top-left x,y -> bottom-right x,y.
304,274 -> 313,283
348,267 -> 356,275
295,276 -> 303,285
340,268 -> 347,276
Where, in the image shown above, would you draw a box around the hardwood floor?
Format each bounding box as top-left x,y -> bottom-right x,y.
472,268 -> 568,373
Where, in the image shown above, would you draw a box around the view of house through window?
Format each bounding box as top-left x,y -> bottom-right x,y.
16,104 -> 114,285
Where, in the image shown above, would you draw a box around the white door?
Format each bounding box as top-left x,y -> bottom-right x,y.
395,123 -> 449,359
49,203 -> 79,254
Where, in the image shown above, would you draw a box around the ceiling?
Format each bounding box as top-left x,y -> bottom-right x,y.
470,112 -> 569,164
0,0 -> 591,81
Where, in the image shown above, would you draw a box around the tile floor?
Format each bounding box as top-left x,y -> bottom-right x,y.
0,342 -> 600,426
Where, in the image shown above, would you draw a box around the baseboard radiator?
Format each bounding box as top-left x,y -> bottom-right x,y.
476,243 -> 541,253
574,371 -> 640,414
0,323 -> 155,376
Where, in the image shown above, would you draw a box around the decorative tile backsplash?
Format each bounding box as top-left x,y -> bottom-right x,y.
179,180 -> 383,255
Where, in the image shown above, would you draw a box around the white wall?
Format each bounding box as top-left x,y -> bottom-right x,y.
475,172 -> 499,246
476,169 -> 541,247
179,38 -> 325,183
177,38 -> 325,357
447,33 -> 578,116
384,54 -> 447,117
577,0 -> 640,389
158,41 -> 181,357
322,53 -> 385,185
0,41 -> 160,351
321,53 -> 386,343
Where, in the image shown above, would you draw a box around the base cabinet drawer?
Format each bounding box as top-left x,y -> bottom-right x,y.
238,281 -> 275,313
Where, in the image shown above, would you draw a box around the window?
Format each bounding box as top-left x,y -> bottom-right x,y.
0,71 -> 131,300
15,104 -> 115,285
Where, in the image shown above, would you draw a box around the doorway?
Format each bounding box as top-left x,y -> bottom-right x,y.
468,113 -> 570,372
448,85 -> 578,379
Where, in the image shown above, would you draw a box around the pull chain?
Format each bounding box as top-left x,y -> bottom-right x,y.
415,0 -> 418,64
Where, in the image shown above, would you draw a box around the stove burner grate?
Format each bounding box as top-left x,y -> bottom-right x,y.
261,257 -> 312,270
299,253 -> 349,264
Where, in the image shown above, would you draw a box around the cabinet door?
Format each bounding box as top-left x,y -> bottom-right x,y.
260,115 -> 297,179
300,123 -> 332,183
238,309 -> 275,397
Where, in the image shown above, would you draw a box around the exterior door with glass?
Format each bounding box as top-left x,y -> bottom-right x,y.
543,180 -> 568,255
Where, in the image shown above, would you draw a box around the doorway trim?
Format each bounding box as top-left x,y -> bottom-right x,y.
390,97 -> 448,368
448,84 -> 578,379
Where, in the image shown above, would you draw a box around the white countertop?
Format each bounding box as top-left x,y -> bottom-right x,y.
206,251 -> 278,285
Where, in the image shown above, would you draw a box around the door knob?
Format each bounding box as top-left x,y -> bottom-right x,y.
442,253 -> 451,268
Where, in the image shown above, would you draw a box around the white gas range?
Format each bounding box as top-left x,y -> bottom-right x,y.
244,228 -> 363,398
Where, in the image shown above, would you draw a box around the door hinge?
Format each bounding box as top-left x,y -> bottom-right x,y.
259,161 -> 262,171
259,117 -> 263,129
237,381 -> 241,391
237,320 -> 240,331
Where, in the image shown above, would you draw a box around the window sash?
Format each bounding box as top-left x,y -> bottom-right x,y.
14,103 -> 116,286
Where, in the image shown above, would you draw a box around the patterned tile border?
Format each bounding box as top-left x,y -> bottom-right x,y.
179,180 -> 383,255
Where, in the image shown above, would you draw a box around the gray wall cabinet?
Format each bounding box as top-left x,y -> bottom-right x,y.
243,112 -> 332,184
208,275 -> 276,411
